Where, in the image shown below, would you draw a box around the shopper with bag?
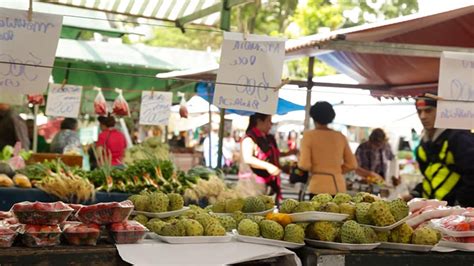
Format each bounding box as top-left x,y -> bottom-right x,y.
239,113 -> 283,203
298,101 -> 358,197
96,115 -> 127,167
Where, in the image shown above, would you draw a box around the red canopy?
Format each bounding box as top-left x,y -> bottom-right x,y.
285,4 -> 474,97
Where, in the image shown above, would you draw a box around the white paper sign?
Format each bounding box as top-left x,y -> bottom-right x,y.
435,51 -> 474,129
139,91 -> 172,125
46,84 -> 82,118
213,32 -> 286,114
0,8 -> 63,94
0,91 -> 24,105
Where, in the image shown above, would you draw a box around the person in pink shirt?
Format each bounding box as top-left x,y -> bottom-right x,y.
96,115 -> 127,166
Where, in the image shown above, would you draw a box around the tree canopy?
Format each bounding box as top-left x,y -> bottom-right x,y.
132,0 -> 419,79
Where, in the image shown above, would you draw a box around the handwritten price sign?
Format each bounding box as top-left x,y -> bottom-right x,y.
435,52 -> 474,129
213,32 -> 286,114
139,91 -> 172,126
0,8 -> 62,94
46,84 -> 82,118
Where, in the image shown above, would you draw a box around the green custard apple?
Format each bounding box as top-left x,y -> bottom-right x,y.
293,201 -> 315,213
205,222 -> 226,236
225,198 -> 244,213
218,216 -> 237,232
167,193 -> 184,211
340,220 -> 366,244
312,193 -> 333,204
369,201 -> 396,226
148,192 -> 169,213
242,197 -> 266,213
211,200 -> 226,213
389,198 -> 409,222
332,193 -> 352,204
279,199 -> 299,214
238,219 -> 260,237
283,224 -> 305,243
260,220 -> 284,240
306,221 -> 340,242
183,219 -> 204,236
258,195 -> 275,210
355,202 -> 372,225
390,223 -> 413,244
411,227 -> 440,245
339,202 -> 356,220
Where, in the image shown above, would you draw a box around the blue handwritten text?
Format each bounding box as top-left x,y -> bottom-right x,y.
450,78 -> 474,101
462,60 -> 474,69
230,55 -> 256,66
0,17 -> 54,34
0,30 -> 13,41
218,96 -> 259,110
232,41 -> 281,54
0,53 -> 41,82
0,78 -> 19,87
235,72 -> 270,102
440,108 -> 474,119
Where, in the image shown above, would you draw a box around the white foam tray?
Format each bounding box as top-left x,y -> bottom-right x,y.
406,208 -> 465,227
379,242 -> 434,252
151,232 -> 233,244
132,207 -> 190,218
305,239 -> 380,251
363,215 -> 411,232
212,207 -> 275,217
437,240 -> 474,252
232,229 -> 304,249
408,199 -> 447,212
436,227 -> 474,237
289,211 -> 348,222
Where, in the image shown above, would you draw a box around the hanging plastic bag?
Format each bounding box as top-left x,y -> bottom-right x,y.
8,142 -> 25,170
93,87 -> 108,116
178,92 -> 188,118
112,89 -> 130,116
27,94 -> 45,105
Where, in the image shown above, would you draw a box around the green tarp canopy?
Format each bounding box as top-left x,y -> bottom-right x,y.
53,39 -> 217,102
1,2 -> 140,38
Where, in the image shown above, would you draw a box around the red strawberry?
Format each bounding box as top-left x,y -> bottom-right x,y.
455,222 -> 471,231
468,219 -> 474,230
465,237 -> 474,243
67,236 -> 81,245
111,223 -> 125,231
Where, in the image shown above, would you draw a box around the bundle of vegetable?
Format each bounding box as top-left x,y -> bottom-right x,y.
34,161 -> 95,203
123,137 -> 169,165
184,170 -> 240,205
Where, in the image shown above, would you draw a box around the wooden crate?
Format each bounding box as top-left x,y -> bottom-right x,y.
27,153 -> 83,167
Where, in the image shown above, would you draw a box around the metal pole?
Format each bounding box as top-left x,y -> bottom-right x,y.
217,0 -> 231,169
208,84 -> 213,168
304,57 -> 315,130
33,104 -> 39,153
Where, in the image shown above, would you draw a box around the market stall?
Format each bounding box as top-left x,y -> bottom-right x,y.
1,1 -> 474,265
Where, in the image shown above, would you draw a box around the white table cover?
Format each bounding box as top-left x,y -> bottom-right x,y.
116,239 -> 302,266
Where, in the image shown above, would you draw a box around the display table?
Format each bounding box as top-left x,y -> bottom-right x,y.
295,246 -> 474,266
116,239 -> 301,265
0,242 -> 297,266
0,244 -> 127,265
0,187 -> 130,211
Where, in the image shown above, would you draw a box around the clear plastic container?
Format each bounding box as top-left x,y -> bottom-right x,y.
0,227 -> 17,248
12,201 -> 73,225
67,204 -> 84,221
408,198 -> 447,212
431,215 -> 474,237
76,201 -> 133,225
108,220 -> 148,244
20,224 -> 62,247
63,223 -> 100,246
